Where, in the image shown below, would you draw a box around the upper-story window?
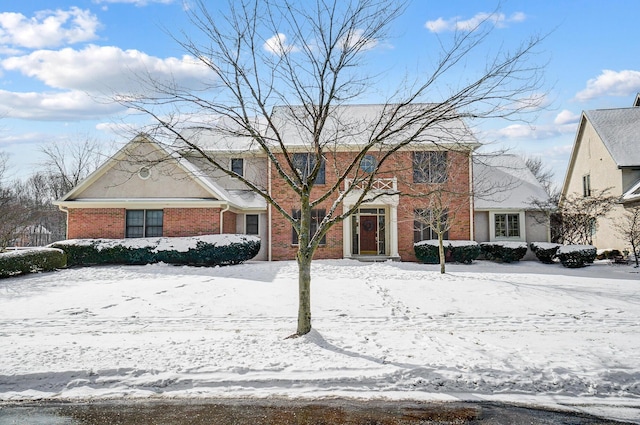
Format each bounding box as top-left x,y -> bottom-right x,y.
413,151 -> 447,183
582,174 -> 591,197
292,153 -> 325,184
231,158 -> 244,177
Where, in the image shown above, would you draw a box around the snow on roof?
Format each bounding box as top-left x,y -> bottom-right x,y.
473,154 -> 550,210
176,104 -> 479,153
227,190 -> 267,209
584,108 -> 640,167
178,120 -> 266,153
271,104 -> 479,149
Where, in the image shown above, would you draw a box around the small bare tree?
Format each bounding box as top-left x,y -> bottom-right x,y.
548,189 -> 617,245
615,207 -> 640,267
525,155 -> 558,199
116,0 -> 546,336
401,149 -> 472,274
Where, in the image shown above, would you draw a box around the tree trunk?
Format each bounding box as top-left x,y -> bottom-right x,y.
296,251 -> 313,335
438,232 -> 446,274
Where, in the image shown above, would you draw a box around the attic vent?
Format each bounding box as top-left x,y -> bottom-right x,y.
138,166 -> 151,180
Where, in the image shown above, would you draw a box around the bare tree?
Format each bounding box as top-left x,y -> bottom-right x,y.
0,153 -> 38,249
615,207 -> 640,267
116,0 -> 546,336
402,149 -> 472,274
544,189 -> 617,245
40,136 -> 105,198
525,155 -> 557,199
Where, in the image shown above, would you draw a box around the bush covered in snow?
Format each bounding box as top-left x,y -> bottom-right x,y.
0,248 -> 67,278
50,234 -> 260,267
556,245 -> 597,268
414,240 -> 480,264
480,241 -> 528,263
529,242 -> 561,264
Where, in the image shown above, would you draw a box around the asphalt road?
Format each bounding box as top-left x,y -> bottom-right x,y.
0,399 -> 635,425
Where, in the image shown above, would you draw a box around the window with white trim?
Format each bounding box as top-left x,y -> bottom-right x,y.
494,213 -> 520,238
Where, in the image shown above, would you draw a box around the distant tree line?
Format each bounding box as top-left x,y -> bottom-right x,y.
0,138 -> 103,251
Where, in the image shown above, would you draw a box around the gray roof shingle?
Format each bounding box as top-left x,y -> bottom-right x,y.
584,108 -> 640,167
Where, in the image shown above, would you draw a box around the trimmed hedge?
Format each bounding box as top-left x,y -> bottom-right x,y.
529,242 -> 561,264
50,234 -> 260,267
414,240 -> 480,264
556,245 -> 597,268
480,242 -> 528,263
0,248 -> 67,278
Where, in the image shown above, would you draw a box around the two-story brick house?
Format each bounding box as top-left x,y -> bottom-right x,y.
55,104 -> 480,261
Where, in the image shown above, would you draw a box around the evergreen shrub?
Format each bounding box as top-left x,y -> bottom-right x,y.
556,245 -> 597,268
50,235 -> 260,267
0,248 -> 67,278
414,240 -> 480,264
529,242 -> 561,264
480,241 -> 528,263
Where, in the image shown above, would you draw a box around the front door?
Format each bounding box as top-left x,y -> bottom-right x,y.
359,215 -> 378,254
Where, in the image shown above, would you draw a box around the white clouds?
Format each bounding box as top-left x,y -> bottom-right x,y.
2,45 -> 212,94
0,45 -> 212,121
0,89 -> 122,120
338,28 -> 378,51
574,69 -> 640,102
425,12 -> 526,33
263,33 -> 299,56
554,110 -> 580,125
0,8 -> 100,49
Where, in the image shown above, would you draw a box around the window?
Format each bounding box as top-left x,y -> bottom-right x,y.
413,151 -> 447,183
292,153 -> 325,184
360,154 -> 377,173
246,214 -> 259,235
126,210 -> 163,238
231,158 -> 244,177
494,213 -> 520,238
413,208 -> 449,242
582,174 -> 591,197
291,209 -> 326,245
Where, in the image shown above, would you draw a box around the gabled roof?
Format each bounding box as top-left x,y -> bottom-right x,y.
583,108 -> 640,167
55,134 -> 266,211
473,154 -> 550,210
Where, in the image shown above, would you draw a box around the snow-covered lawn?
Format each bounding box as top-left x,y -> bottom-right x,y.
1,259 -> 639,422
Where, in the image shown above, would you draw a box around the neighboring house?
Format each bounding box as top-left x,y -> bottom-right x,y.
12,224 -> 53,247
473,154 -> 551,258
55,104 -> 482,262
561,100 -> 640,250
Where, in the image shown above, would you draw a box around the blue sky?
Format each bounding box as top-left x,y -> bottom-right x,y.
1,0 -> 639,186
